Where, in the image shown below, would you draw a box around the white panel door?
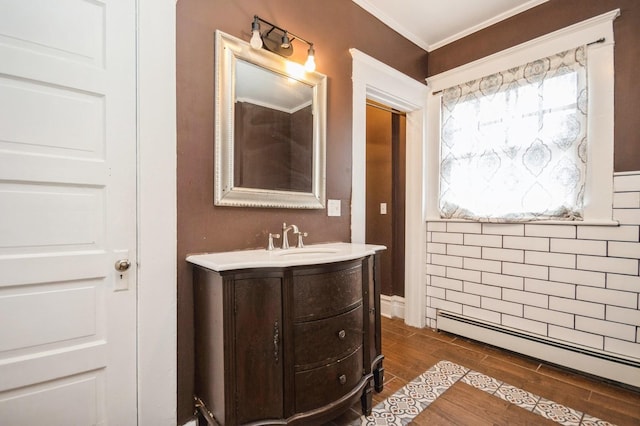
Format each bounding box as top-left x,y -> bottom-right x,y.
0,0 -> 137,424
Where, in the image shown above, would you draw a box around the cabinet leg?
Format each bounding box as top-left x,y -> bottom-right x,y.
374,364 -> 384,393
361,383 -> 373,416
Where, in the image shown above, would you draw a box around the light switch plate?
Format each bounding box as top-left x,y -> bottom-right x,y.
327,199 -> 341,216
380,203 -> 387,214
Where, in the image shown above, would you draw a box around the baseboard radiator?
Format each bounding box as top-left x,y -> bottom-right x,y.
436,311 -> 640,389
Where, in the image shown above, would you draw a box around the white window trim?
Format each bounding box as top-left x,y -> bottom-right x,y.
426,9 -> 620,225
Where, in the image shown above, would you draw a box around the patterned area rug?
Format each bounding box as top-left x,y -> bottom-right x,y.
359,360 -> 615,426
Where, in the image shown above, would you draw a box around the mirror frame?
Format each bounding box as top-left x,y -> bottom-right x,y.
214,30 -> 327,209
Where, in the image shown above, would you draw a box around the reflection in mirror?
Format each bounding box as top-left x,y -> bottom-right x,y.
234,59 -> 313,193
214,30 -> 327,209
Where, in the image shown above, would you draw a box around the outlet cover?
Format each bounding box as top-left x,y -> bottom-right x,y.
327,199 -> 341,216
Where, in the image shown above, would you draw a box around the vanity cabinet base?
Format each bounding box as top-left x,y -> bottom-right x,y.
193,255 -> 384,425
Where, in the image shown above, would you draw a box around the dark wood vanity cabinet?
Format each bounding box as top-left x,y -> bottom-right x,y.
193,255 -> 384,425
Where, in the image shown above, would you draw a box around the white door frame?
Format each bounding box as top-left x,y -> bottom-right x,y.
350,49 -> 428,328
137,0 -> 177,423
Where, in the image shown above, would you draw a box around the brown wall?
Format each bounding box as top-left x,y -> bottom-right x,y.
365,105 -> 393,295
427,0 -> 640,172
365,105 -> 406,298
176,0 -> 427,421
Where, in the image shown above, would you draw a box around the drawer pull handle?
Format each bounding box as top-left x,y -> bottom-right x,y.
337,329 -> 346,340
273,320 -> 279,363
338,374 -> 347,385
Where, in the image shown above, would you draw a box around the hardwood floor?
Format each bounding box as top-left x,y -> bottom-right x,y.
328,316 -> 640,425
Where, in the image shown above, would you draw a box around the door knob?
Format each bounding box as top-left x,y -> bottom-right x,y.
115,259 -> 131,272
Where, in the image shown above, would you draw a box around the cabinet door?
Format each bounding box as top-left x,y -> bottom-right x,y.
234,277 -> 283,423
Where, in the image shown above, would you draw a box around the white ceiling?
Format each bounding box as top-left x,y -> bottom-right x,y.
353,0 -> 548,51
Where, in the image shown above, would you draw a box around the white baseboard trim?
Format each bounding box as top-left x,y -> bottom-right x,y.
380,295 -> 405,319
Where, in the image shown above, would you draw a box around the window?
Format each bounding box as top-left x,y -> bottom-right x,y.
426,10 -> 619,224
439,46 -> 587,221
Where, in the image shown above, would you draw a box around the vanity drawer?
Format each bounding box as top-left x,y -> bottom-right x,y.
294,305 -> 363,369
294,346 -> 363,413
292,260 -> 362,321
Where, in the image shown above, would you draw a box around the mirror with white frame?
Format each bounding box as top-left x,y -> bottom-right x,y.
214,30 -> 327,208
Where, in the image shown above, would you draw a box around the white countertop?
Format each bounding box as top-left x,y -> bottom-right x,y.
186,242 -> 386,272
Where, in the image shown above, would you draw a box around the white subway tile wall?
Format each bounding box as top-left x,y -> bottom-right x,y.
426,172 -> 640,361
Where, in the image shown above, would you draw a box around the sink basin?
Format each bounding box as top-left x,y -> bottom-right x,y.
273,248 -> 341,257
186,242 -> 386,272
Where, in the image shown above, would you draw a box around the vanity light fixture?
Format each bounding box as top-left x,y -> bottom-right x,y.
249,15 -> 316,72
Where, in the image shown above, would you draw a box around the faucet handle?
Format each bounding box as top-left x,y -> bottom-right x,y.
296,231 -> 308,248
267,233 -> 280,251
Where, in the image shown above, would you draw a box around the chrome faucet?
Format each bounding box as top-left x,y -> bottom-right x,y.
281,222 -> 299,249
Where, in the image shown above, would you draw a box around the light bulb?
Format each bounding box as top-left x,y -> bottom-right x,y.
250,17 -> 262,49
304,46 -> 315,72
281,32 -> 291,49
250,29 -> 262,49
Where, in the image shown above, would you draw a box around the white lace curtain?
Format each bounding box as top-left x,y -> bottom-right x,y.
439,46 -> 588,222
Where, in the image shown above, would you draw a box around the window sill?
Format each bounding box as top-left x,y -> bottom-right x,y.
425,217 -> 620,226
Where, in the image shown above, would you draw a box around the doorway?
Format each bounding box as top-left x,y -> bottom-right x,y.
350,48 -> 428,327
365,101 -> 406,300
